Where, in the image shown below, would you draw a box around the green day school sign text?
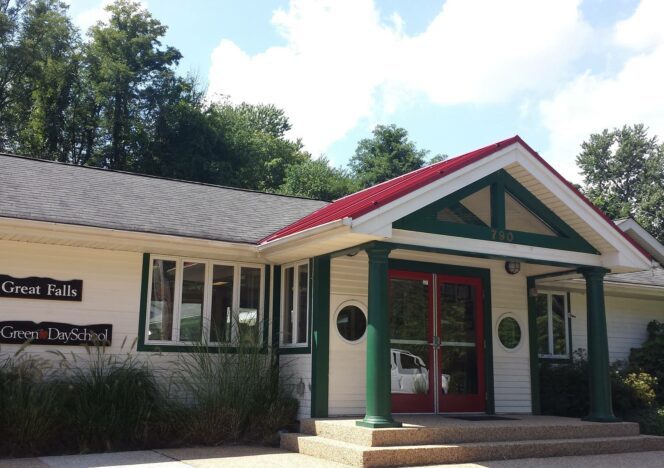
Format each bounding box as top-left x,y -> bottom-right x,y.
0,274 -> 82,301
0,321 -> 112,346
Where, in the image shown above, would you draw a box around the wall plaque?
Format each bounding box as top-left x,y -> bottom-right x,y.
0,274 -> 82,301
0,321 -> 112,346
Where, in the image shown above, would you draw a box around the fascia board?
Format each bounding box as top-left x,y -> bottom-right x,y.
513,150 -> 651,270
390,229 -> 603,267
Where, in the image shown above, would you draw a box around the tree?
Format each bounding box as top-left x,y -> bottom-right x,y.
577,124 -> 664,242
349,124 -> 429,188
0,0 -> 80,158
86,0 -> 182,170
279,157 -> 357,201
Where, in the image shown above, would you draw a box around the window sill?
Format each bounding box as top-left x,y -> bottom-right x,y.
137,341 -> 268,353
278,344 -> 311,355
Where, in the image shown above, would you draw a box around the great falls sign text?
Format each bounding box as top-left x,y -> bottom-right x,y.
0,274 -> 82,301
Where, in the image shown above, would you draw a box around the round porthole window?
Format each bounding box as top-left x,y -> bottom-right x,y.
497,315 -> 522,350
336,303 -> 367,343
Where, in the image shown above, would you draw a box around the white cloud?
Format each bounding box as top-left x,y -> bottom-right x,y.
614,0 -> 664,50
68,0 -> 112,32
539,0 -> 664,182
207,0 -> 589,157
68,0 -> 148,33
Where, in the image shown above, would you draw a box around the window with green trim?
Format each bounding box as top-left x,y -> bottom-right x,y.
280,261 -> 309,347
146,255 -> 263,346
536,291 -> 570,358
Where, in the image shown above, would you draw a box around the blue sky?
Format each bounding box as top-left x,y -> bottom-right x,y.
65,0 -> 664,183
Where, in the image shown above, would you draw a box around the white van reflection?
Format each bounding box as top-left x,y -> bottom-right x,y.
390,349 -> 450,395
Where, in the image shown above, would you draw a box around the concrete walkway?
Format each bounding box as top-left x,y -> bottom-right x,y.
2,446 -> 664,467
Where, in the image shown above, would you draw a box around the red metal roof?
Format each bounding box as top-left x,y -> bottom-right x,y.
259,135 -> 651,261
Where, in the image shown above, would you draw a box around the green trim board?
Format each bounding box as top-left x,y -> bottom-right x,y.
136,253 -> 151,352
271,265 -> 281,352
388,257 -> 496,415
310,255 -> 331,417
393,169 -> 598,254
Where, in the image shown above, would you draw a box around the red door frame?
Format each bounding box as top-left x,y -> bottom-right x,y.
389,269 -> 435,413
436,274 -> 486,413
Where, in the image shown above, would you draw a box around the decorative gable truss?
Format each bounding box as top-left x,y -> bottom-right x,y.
393,169 -> 598,254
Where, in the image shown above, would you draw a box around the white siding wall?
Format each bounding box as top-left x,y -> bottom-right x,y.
0,239 -> 276,400
326,249 -> 539,416
0,239 -> 144,359
570,292 -> 664,363
280,354 -> 312,420
328,253 -> 369,416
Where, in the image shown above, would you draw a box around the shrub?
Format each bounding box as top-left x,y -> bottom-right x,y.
629,407 -> 664,436
169,325 -> 297,446
539,349 -> 658,418
0,348 -> 68,457
628,320 -> 664,404
60,342 -> 162,453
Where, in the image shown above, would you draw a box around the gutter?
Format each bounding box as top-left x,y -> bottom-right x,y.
257,217 -> 353,252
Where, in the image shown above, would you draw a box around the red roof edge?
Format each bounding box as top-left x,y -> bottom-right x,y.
259,135 -> 652,263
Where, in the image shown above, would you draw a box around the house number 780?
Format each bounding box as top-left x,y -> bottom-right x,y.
491,229 -> 514,242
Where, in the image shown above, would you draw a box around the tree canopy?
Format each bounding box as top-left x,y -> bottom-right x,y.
0,1 -> 443,202
349,124 -> 431,188
577,124 -> 664,243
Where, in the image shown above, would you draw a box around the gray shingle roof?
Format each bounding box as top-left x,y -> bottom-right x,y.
606,268 -> 664,287
0,154 -> 328,244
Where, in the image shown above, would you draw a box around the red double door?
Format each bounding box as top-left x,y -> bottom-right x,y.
389,270 -> 485,413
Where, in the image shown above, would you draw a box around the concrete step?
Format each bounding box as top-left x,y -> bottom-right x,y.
281,432 -> 664,467
300,417 -> 641,447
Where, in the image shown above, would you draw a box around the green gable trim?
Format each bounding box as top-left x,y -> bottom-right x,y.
393,170 -> 598,254
387,257 -> 495,415
310,255 -> 331,417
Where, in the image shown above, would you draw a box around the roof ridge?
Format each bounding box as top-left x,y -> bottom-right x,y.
0,152 -> 328,203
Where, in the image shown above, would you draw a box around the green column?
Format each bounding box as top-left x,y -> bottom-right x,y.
311,256 -> 330,418
357,244 -> 402,428
581,267 -> 618,422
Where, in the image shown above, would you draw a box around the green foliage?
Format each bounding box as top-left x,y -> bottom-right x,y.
0,351 -> 68,456
278,156 -> 357,201
1,1 -> 451,198
628,407 -> 664,436
0,331 -> 297,457
349,124 -> 430,188
168,326 -> 297,446
540,349 -> 658,418
628,320 -> 664,404
577,124 -> 664,242
61,342 -> 161,453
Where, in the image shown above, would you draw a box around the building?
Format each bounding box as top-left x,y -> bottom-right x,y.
1,135 -> 662,431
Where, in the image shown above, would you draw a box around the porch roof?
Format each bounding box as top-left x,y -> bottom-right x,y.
259,136 -> 650,263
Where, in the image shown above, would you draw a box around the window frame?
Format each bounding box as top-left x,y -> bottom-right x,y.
279,260 -> 310,348
144,255 -> 264,347
536,290 -> 570,359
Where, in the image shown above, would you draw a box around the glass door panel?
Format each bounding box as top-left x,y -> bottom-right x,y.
437,275 -> 485,412
389,271 -> 434,413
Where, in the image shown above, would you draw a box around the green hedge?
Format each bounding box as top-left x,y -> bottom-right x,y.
0,339 -> 297,458
540,320 -> 664,435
